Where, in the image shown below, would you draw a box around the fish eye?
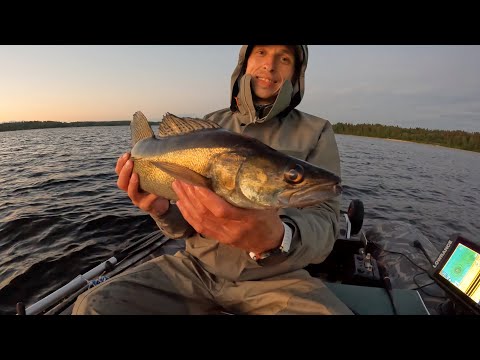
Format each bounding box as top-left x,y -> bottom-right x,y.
284,164 -> 304,184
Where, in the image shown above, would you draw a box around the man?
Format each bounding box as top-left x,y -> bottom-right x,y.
73,45 -> 353,315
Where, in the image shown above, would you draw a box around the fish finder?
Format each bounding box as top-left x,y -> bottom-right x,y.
430,234 -> 480,315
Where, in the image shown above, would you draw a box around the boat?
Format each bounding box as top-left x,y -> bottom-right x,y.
15,200 -> 479,316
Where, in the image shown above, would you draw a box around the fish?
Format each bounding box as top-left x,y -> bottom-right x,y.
129,111 -> 342,210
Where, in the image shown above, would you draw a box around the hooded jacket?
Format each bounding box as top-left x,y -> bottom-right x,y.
152,45 -> 341,281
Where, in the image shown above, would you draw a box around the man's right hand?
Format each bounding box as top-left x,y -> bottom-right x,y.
115,153 -> 170,217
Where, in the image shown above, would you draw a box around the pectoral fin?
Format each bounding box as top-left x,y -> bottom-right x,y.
151,161 -> 211,188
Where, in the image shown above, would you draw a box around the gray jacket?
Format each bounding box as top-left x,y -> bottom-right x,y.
152,45 -> 342,281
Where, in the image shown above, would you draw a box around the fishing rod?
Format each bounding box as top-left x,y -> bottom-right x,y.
17,257 -> 118,315
16,230 -> 169,315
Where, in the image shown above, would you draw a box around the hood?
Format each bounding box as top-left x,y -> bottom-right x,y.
229,45 -> 309,123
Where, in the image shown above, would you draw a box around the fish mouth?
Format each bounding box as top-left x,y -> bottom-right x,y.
278,182 -> 342,208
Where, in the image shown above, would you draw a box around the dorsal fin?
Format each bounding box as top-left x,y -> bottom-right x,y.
131,111 -> 155,146
158,113 -> 221,137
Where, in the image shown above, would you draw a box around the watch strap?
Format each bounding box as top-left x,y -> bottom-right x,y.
249,222 -> 293,261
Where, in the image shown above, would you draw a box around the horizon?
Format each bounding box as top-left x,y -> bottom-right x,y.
3,119 -> 479,135
1,45 -> 480,132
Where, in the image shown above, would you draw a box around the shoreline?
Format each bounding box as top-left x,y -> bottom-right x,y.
337,134 -> 479,154
384,138 -> 411,143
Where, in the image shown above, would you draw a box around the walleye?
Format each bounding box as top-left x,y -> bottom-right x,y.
130,111 -> 342,209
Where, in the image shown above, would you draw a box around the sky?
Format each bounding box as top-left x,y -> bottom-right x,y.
1,45 -> 480,132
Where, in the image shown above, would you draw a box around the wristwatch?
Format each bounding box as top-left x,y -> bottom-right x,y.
249,222 -> 294,266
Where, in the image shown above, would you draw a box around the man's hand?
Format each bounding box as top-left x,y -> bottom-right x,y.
172,180 -> 285,256
115,153 -> 170,217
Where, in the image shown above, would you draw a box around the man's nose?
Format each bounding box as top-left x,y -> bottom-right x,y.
262,56 -> 275,71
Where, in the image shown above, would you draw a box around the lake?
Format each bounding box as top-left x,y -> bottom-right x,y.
0,126 -> 479,315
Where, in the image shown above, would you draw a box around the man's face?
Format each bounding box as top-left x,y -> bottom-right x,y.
245,45 -> 296,105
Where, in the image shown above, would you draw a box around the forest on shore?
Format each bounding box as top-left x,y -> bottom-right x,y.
332,123 -> 480,153
1,120 -> 479,153
0,120 -> 132,131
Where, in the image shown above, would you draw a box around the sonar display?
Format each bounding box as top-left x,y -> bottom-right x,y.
439,243 -> 480,305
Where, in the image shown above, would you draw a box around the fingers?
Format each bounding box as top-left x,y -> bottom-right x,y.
173,179 -> 248,221
139,193 -> 167,214
180,181 -> 210,218
172,180 -> 207,225
176,200 -> 199,232
173,180 -> 242,242
150,197 -> 170,216
117,159 -> 134,191
192,183 -> 249,220
176,197 -> 229,241
115,153 -> 130,175
174,180 -> 214,235
115,152 -> 169,216
128,173 -> 150,207
127,173 -> 169,214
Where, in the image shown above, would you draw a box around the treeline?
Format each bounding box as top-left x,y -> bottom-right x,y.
3,120 -> 480,153
0,121 -> 159,132
333,123 -> 480,153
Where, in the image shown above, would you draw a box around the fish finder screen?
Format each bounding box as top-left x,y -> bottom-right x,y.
438,242 -> 480,305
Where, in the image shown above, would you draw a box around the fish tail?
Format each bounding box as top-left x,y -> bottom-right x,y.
131,111 -> 154,146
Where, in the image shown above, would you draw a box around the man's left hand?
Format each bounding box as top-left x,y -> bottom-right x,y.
172,180 -> 285,256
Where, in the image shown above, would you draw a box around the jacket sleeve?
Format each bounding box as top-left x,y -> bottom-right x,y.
150,204 -> 195,239
278,121 -> 341,269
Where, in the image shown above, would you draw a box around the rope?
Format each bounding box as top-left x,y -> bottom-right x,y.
80,275 -> 110,289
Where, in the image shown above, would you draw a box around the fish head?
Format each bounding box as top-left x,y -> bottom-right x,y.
237,153 -> 342,209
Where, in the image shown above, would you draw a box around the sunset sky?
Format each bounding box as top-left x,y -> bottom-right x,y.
1,45 -> 480,132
